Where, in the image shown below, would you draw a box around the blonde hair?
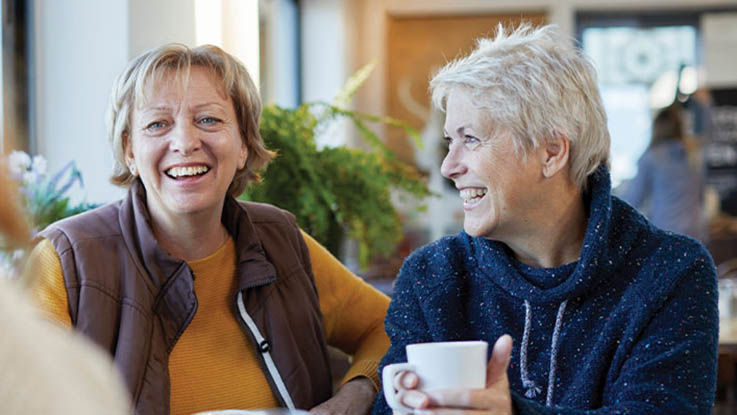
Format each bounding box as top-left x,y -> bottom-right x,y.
430,24 -> 610,190
107,43 -> 274,197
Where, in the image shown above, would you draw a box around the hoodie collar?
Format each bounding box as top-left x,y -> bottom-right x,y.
473,165 -> 622,304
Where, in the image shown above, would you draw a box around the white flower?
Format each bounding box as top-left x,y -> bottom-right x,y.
22,170 -> 38,185
31,155 -> 47,176
7,151 -> 31,178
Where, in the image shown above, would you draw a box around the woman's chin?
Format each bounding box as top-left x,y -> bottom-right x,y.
462,209 -> 496,238
463,223 -> 489,238
159,194 -> 221,217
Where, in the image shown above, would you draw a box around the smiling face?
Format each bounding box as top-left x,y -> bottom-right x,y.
125,66 -> 247,224
441,88 -> 545,240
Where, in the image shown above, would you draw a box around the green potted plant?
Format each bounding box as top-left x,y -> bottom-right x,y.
242,64 -> 431,268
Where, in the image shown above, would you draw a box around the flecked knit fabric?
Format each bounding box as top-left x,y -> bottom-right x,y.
373,166 -> 719,414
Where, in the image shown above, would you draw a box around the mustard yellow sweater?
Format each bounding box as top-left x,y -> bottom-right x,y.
29,230 -> 389,415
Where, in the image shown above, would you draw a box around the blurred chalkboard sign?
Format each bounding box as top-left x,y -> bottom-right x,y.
703,88 -> 737,214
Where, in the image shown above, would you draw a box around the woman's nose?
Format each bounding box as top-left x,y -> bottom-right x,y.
441,145 -> 466,179
169,122 -> 201,155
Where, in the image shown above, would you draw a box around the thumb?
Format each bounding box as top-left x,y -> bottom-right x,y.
486,334 -> 513,386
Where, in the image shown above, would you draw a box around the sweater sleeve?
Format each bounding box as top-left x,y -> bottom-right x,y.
511,254 -> 719,415
25,238 -> 73,328
300,230 -> 390,392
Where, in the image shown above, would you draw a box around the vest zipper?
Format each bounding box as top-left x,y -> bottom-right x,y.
236,291 -> 296,409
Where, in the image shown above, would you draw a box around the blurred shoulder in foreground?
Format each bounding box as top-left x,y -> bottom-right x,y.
0,150 -> 131,415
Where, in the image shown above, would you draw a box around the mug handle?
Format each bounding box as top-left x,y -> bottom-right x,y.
382,362 -> 416,413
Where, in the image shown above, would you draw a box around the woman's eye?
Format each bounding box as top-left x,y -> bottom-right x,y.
198,116 -> 221,125
145,121 -> 167,131
464,135 -> 481,148
443,136 -> 453,148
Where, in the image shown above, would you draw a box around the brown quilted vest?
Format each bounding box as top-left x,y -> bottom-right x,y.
39,180 -> 333,414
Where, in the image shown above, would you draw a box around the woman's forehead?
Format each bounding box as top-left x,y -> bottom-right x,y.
135,66 -> 228,108
445,91 -> 494,133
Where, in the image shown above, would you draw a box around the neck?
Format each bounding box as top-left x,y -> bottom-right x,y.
149,203 -> 229,262
504,179 -> 587,269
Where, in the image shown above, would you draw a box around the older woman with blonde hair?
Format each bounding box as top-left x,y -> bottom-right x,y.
375,24 -> 718,414
28,44 -> 389,415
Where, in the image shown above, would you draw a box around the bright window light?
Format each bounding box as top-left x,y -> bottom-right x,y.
194,0 -> 259,88
679,66 -> 698,95
195,0 -> 223,47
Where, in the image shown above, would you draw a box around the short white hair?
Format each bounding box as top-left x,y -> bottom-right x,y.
430,23 -> 610,190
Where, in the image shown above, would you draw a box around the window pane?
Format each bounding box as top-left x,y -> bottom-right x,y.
582,25 -> 697,186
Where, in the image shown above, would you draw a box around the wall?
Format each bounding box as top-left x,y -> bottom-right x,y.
32,0 -> 737,204
260,0 -> 299,108
345,0 -> 737,143
128,0 -> 196,58
300,0 -> 348,105
299,0 -> 358,147
32,0 -> 197,204
33,0 -> 130,204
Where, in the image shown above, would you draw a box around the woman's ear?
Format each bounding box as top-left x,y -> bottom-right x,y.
238,139 -> 249,170
122,132 -> 137,175
540,132 -> 570,178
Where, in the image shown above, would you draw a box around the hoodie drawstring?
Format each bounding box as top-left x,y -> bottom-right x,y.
519,299 -> 568,406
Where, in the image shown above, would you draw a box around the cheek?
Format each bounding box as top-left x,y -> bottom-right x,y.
132,142 -> 157,165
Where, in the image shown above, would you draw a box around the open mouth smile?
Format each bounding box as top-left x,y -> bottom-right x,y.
165,165 -> 210,179
460,187 -> 487,208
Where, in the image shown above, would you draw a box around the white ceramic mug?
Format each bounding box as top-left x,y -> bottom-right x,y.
382,340 -> 488,412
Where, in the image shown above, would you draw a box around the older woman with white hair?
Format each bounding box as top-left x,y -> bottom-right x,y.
28,43 -> 389,415
374,24 -> 718,414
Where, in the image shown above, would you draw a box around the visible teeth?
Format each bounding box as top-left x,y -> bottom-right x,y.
166,165 -> 209,178
459,188 -> 487,202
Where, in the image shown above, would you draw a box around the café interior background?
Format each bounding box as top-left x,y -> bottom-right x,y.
3,0 -> 737,279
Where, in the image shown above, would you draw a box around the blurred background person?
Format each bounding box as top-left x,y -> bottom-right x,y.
27,44 -> 389,415
620,103 -> 708,242
0,142 -> 131,415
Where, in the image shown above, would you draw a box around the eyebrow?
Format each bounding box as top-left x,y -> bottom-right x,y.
444,126 -> 469,136
138,102 -> 227,114
191,102 -> 228,111
139,105 -> 172,113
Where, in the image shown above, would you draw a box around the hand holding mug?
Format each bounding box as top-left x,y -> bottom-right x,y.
383,335 -> 514,414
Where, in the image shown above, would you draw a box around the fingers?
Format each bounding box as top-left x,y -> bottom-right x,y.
393,370 -> 419,390
427,388 -> 474,408
398,389 -> 430,409
392,370 -> 429,409
486,334 -> 513,386
307,403 -> 329,414
426,388 -> 490,409
425,388 -> 511,413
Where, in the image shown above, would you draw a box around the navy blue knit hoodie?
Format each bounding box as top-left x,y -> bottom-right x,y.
373,166 -> 718,414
